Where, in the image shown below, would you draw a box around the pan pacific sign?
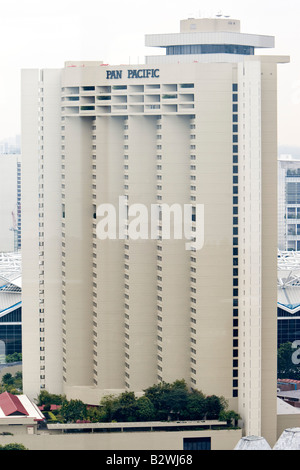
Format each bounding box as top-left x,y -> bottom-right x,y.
106,69 -> 160,80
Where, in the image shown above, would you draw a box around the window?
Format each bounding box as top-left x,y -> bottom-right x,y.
167,44 -> 253,56
288,240 -> 296,251
287,182 -> 300,204
288,224 -> 296,235
287,208 -> 296,219
183,437 -> 211,451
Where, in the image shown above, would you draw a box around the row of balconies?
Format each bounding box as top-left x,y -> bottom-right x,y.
62,83 -> 194,96
62,93 -> 194,103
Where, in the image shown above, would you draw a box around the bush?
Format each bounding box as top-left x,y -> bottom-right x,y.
5,353 -> 22,363
0,443 -> 28,450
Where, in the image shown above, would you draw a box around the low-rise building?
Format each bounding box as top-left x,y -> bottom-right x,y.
0,391 -> 44,434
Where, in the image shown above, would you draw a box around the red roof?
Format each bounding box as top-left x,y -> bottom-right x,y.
278,379 -> 300,384
0,392 -> 28,416
38,404 -> 61,411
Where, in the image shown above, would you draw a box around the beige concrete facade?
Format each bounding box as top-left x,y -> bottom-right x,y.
21,19 -> 289,447
0,428 -> 242,450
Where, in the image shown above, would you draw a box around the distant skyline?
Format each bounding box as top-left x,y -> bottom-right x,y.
0,0 -> 299,145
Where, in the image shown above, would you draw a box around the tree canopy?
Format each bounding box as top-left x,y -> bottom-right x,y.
38,380 -> 238,426
0,371 -> 22,394
99,379 -> 229,423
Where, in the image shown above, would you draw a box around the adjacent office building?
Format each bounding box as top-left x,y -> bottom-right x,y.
278,155 -> 300,251
0,153 -> 21,252
277,251 -> 300,348
21,17 -> 289,445
0,252 -> 22,359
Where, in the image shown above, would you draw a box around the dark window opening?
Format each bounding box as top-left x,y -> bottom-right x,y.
183,437 -> 211,451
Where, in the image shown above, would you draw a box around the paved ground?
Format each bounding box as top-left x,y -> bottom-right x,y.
0,362 -> 22,381
0,361 -> 22,371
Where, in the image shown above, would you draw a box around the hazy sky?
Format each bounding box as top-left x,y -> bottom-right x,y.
0,0 -> 299,147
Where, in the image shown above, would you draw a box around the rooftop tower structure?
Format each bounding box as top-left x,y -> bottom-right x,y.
145,17 -> 274,64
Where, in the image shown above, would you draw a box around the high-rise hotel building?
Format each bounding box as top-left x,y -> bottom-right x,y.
21,17 -> 289,445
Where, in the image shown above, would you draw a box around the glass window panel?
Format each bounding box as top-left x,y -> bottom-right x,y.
288,208 -> 296,218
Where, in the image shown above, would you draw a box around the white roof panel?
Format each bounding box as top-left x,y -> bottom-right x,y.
145,32 -> 274,49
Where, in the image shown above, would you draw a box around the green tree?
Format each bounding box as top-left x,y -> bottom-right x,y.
2,373 -> 14,386
13,372 -> 22,391
60,399 -> 87,423
111,391 -> 138,422
136,396 -> 155,421
219,410 -> 241,427
205,395 -> 227,420
144,380 -> 189,421
37,390 -> 66,406
99,394 -> 118,422
143,381 -> 172,420
164,380 -> 189,420
0,372 -> 22,394
186,389 -> 206,420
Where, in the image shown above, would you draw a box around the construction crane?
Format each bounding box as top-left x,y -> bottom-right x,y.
9,209 -> 18,252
